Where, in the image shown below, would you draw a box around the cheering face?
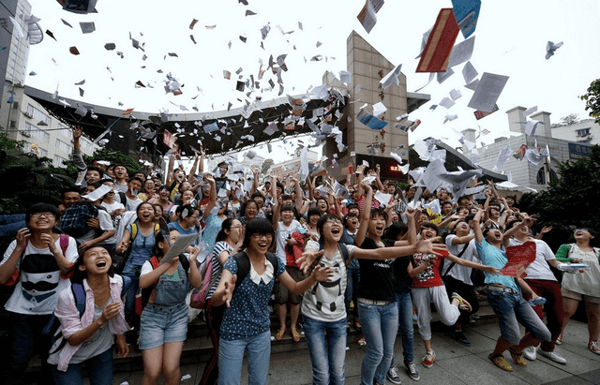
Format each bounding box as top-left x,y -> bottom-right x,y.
455,221 -> 470,235
486,228 -> 503,243
368,213 -> 386,238
420,227 -> 438,240
245,202 -> 258,219
80,247 -> 112,275
85,170 -> 101,184
323,218 -> 343,243
144,180 -> 155,193
227,220 -> 243,243
114,166 -> 127,179
29,211 -> 57,232
159,188 -> 170,199
137,204 -> 155,223
574,229 -> 593,243
281,209 -> 294,223
63,192 -> 81,209
249,233 -> 273,254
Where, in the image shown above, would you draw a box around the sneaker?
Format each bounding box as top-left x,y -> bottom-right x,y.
451,293 -> 472,312
386,366 -> 401,385
522,346 -> 537,361
452,330 -> 471,346
422,351 -> 435,368
404,362 -> 420,381
589,341 -> 600,355
538,347 -> 567,364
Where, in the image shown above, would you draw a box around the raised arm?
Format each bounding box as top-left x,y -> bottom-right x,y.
187,152 -> 200,184
71,126 -> 86,171
202,175 -> 218,221
271,174 -> 280,230
292,177 -> 303,214
470,208 -> 484,244
354,181 -> 373,248
374,164 -> 384,191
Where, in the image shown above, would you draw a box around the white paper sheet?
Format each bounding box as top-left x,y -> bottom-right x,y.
380,64 -> 402,90
462,61 -> 478,85
160,232 -> 198,265
448,36 -> 475,68
467,73 -> 509,112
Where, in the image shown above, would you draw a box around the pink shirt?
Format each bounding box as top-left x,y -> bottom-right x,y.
50,275 -> 130,372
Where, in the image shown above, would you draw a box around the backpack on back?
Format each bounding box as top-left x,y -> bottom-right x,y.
190,245 -> 233,310
61,202 -> 99,238
114,222 -> 160,274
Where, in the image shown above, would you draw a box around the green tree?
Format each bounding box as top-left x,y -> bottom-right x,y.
518,145 -> 600,251
580,78 -> 600,125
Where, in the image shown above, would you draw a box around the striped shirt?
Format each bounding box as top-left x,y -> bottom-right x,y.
206,241 -> 234,300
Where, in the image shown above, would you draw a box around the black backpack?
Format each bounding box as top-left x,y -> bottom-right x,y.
231,251 -> 279,294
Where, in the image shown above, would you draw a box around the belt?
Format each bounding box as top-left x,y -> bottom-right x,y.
486,285 -> 518,294
358,298 -> 391,306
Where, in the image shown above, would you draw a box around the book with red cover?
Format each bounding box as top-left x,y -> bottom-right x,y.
500,241 -> 536,277
416,8 -> 460,73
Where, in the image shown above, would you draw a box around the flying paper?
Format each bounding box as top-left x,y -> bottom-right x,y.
473,104 -> 499,120
448,36 -> 475,68
451,0 -> 481,39
357,0 -> 384,34
545,41 -> 563,60
357,109 -> 388,130
380,64 -> 402,90
462,61 -> 478,84
467,73 -> 509,112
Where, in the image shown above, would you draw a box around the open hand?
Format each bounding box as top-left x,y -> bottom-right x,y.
223,274 -> 237,307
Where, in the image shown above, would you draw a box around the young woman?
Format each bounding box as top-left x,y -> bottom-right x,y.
211,218 -> 332,385
238,199 -> 259,226
301,213 -> 443,385
199,219 -> 243,385
48,246 -> 130,385
303,208 -> 322,242
116,202 -> 157,321
148,187 -> 175,219
139,230 -> 202,385
409,223 -> 495,369
0,203 -> 78,385
557,228 -> 600,354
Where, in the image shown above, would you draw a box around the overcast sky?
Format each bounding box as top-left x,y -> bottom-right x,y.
23,0 -> 600,162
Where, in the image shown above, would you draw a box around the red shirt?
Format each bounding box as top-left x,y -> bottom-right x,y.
411,253 -> 444,288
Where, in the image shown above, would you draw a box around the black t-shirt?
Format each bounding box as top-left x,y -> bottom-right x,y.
392,255 -> 412,295
357,237 -> 396,302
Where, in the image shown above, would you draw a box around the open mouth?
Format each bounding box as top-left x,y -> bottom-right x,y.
96,260 -> 107,268
375,226 -> 384,232
331,228 -> 341,235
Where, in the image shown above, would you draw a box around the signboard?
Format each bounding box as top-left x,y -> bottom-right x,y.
568,143 -> 592,159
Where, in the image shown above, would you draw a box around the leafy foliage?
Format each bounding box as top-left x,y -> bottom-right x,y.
518,145 -> 600,250
580,78 -> 600,125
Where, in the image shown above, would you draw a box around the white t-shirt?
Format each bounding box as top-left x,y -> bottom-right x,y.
125,195 -> 143,212
444,235 -> 480,285
301,240 -> 356,322
275,219 -> 302,265
140,254 -> 191,277
1,236 -> 79,315
509,238 -> 557,281
76,209 -> 115,245
101,201 -> 125,235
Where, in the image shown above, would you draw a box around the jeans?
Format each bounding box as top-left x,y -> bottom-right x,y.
3,312 -> 55,385
303,316 -> 347,385
218,330 -> 271,385
345,260 -> 361,318
487,289 -> 552,346
51,348 -> 113,385
122,274 -> 139,322
390,291 -> 415,366
358,301 -> 398,385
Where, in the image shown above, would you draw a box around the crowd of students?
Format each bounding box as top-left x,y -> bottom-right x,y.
1,129 -> 599,385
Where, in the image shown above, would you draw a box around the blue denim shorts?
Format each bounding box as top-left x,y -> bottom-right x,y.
139,302 -> 188,350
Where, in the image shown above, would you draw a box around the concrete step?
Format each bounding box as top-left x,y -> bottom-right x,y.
20,297 -> 497,375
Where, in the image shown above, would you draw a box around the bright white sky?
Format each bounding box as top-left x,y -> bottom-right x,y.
23,0 -> 600,163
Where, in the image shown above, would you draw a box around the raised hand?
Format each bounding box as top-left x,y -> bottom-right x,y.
223,274 -> 237,308
297,249 -> 324,274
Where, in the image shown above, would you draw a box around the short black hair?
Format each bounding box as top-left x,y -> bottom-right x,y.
384,222 -> 408,240
343,212 -> 358,225
307,207 -> 321,218
85,166 -> 103,177
128,177 -> 144,186
280,204 -> 294,213
241,218 -> 275,249
317,213 -> 342,238
26,203 -> 60,224
281,194 -> 293,201
370,207 -> 388,222
421,222 -> 439,235
62,188 -> 81,200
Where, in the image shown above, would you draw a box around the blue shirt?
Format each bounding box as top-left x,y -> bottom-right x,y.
475,239 -> 519,291
220,256 -> 285,341
122,224 -> 155,275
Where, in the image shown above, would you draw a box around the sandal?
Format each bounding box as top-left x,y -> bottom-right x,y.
509,349 -> 527,367
354,320 -> 362,331
291,328 -> 301,343
489,354 -> 513,372
275,328 -> 286,341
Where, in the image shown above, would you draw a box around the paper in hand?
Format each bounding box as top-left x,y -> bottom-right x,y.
160,233 -> 199,265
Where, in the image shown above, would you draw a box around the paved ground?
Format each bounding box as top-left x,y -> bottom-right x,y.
107,318 -> 600,385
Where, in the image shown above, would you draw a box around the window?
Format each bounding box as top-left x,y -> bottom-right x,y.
25,122 -> 50,143
536,168 -> 558,185
26,104 -> 51,126
54,155 -> 67,167
576,128 -> 591,137
59,127 -> 73,140
55,138 -> 72,153
80,139 -> 94,152
38,147 -> 48,157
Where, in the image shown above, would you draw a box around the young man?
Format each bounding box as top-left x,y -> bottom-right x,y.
124,177 -> 144,211
503,216 -> 567,364
58,188 -> 82,215
113,165 -> 129,193
470,208 -> 551,372
272,175 -> 304,342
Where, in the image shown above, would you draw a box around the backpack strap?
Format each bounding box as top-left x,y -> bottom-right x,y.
178,253 -> 190,276
121,275 -> 132,299
71,283 -> 86,317
338,243 -> 349,266
232,251 -> 251,291
2,238 -> 29,286
131,223 -> 139,241
441,242 -> 469,279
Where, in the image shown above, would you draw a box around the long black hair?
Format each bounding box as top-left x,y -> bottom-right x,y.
215,218 -> 240,243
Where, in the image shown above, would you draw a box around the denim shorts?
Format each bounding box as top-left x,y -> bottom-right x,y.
139,302 -> 188,350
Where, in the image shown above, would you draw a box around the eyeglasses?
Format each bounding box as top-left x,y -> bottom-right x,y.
252,233 -> 273,240
230,225 -> 243,229
574,229 -> 589,233
31,212 -> 55,219
325,219 -> 342,225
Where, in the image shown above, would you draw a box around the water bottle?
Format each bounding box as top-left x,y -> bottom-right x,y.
529,297 -> 546,306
